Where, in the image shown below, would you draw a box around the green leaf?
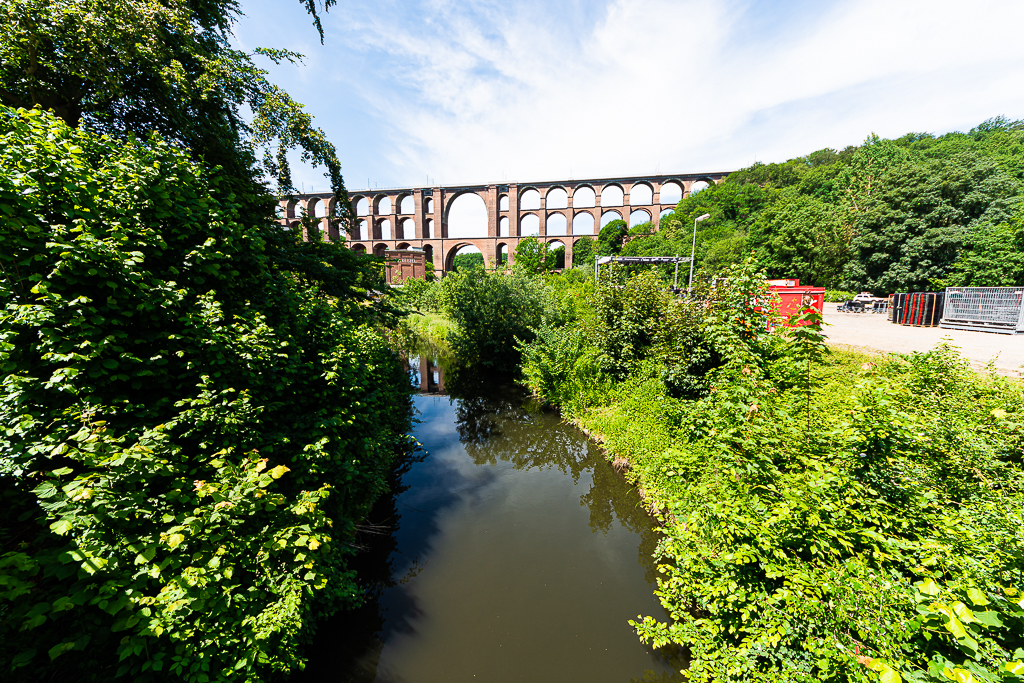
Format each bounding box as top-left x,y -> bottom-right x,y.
50,519 -> 74,535
879,666 -> 902,683
965,587 -> 989,606
918,578 -> 941,596
269,465 -> 290,479
973,610 -> 1003,627
48,642 -> 76,661
944,614 -> 968,639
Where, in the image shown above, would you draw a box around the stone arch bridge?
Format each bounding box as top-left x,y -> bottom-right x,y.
277,172 -> 729,276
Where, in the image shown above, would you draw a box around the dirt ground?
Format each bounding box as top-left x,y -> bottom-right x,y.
821,308 -> 1024,377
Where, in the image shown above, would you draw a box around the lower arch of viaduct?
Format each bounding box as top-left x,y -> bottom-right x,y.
278,172 -> 729,276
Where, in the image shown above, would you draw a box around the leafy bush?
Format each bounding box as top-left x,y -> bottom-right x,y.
436,268 -> 553,372
827,289 -> 857,302
523,257 -> 1024,683
0,108 -> 411,681
392,277 -> 440,312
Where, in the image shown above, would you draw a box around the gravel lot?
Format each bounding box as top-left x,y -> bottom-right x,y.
822,308 -> 1024,377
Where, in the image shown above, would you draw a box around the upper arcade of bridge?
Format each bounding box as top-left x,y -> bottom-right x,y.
276,171 -> 730,274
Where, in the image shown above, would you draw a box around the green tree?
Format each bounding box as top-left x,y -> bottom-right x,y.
749,192 -> 851,287
436,269 -> 552,372
452,251 -> 485,271
513,236 -> 558,273
572,236 -> 596,267
596,219 -> 628,256
945,216 -> 1024,287
0,0 -> 351,219
0,108 -> 410,681
843,152 -> 1018,292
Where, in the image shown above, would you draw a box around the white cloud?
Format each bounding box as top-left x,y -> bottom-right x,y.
238,0 -> 1024,191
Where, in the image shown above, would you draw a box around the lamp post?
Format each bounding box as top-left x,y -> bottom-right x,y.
688,213 -> 711,295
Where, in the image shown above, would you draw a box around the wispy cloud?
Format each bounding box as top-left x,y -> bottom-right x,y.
236,0 -> 1024,191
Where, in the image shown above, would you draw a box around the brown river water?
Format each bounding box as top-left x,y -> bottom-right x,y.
296,353 -> 684,682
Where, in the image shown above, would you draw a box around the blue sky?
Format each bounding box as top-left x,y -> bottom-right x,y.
233,0 -> 1024,194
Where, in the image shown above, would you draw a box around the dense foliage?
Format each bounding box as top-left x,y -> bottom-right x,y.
634,118 -> 1024,293
396,267 -> 555,373
518,260 -> 1024,683
0,108 -> 411,680
0,0 -> 351,223
513,236 -> 563,273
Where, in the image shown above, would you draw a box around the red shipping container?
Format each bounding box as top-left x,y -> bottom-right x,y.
768,279 -> 825,326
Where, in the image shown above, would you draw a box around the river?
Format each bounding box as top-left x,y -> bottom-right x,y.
297,351 -> 683,682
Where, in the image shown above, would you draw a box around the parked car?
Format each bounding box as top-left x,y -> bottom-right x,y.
852,292 -> 875,302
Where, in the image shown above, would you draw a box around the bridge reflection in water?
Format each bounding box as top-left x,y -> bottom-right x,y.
405,355 -> 446,395
277,171 -> 729,275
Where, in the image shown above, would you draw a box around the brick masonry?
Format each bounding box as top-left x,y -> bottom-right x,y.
278,172 -> 729,276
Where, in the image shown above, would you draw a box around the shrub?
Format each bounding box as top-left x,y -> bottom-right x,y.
0,107 -> 411,681
436,268 -> 552,372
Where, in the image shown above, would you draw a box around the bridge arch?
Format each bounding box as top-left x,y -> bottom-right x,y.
444,190 -> 489,239
660,180 -> 684,204
573,210 -> 596,235
444,242 -> 482,273
373,243 -> 388,257
496,242 -> 509,266
629,208 -> 652,227
547,211 -> 568,235
306,196 -> 324,217
397,242 -> 412,250
399,218 -> 415,240
600,184 -> 624,206
545,186 -> 568,209
374,195 -> 391,215
572,185 -> 596,207
547,239 -> 567,269
519,188 -> 541,211
601,210 -> 623,227
397,193 -> 415,214
688,176 -> 719,195
354,196 -> 369,216
351,243 -> 366,255
628,182 -> 653,205
499,194 -> 509,212
520,212 -> 540,236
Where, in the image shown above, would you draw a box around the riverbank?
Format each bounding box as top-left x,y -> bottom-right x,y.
537,338 -> 1024,682
513,264 -> 1024,682
393,265 -> 1024,682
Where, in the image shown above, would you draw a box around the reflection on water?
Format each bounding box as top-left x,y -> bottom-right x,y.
296,342 -> 684,683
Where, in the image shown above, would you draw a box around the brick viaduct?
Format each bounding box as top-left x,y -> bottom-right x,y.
277,172 -> 729,275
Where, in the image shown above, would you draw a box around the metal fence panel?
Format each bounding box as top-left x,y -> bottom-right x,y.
940,287 -> 1024,334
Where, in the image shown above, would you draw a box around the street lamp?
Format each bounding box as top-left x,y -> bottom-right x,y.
688,213 -> 711,294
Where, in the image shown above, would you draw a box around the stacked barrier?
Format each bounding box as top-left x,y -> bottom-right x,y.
891,292 -> 945,327
940,287 -> 1024,334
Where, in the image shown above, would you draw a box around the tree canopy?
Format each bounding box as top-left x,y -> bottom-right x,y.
0,0 -> 351,222
658,117 -> 1024,292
